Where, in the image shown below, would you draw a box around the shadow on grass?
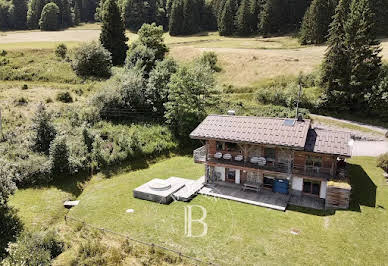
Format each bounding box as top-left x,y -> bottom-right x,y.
348,163 -> 377,211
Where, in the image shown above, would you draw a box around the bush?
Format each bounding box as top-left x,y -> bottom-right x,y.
21,84 -> 28,90
14,97 -> 28,106
377,153 -> 388,172
56,91 -> 73,103
39,3 -> 60,31
72,41 -> 112,78
31,104 -> 57,154
198,51 -> 221,72
0,49 -> 7,56
49,136 -> 70,174
5,231 -> 64,265
55,43 -> 67,59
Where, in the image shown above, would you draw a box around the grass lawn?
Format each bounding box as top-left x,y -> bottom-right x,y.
32,156 -> 385,265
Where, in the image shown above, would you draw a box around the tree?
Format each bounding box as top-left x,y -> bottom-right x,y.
122,0 -> 145,31
235,0 -> 251,36
39,2 -> 60,31
73,0 -> 81,25
27,0 -> 46,29
147,58 -> 178,114
125,43 -> 157,76
0,0 -> 12,30
31,104 -> 57,154
344,0 -> 382,107
10,0 -> 28,29
164,63 -> 215,139
322,0 -> 382,110
49,136 -> 70,174
99,0 -> 128,65
182,0 -> 200,34
259,0 -> 286,36
137,23 -> 168,61
72,41 -> 112,78
169,0 -> 184,35
299,0 -> 336,45
248,0 -> 259,33
218,0 -> 237,36
321,0 -> 351,106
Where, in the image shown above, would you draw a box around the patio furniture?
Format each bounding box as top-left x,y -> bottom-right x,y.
223,153 -> 232,160
235,155 -> 243,161
242,181 -> 261,192
214,152 -> 223,159
250,157 -> 259,164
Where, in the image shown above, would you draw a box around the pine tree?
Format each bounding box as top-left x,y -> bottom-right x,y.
27,0 -> 47,29
248,0 -> 258,33
10,0 -> 28,29
321,0 -> 351,105
122,0 -> 145,31
344,0 -> 382,107
99,0 -> 128,65
39,2 -> 60,30
73,0 -> 81,25
218,0 -> 237,36
169,0 -> 184,35
182,0 -> 200,34
259,0 -> 285,36
299,0 -> 335,45
235,0 -> 251,36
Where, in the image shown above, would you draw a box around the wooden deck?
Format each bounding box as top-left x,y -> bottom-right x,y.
199,183 -> 290,211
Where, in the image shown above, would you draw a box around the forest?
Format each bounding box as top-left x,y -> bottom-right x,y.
1,0 -> 388,37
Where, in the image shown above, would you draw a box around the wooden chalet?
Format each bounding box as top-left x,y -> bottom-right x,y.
190,114 -> 352,210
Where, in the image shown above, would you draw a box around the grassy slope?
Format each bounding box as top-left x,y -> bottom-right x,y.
9,156 -> 384,265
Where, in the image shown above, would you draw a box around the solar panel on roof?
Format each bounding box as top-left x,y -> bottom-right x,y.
283,119 -> 296,127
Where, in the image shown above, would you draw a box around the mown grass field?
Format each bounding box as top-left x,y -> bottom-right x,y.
9,156 -> 388,265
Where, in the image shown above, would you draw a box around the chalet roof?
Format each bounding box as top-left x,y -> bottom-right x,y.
305,128 -> 352,157
189,115 -> 311,149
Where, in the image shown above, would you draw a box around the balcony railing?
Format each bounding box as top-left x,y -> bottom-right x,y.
293,164 -> 332,179
193,146 -> 207,163
207,156 -> 292,174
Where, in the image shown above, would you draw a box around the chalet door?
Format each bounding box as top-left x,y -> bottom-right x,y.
225,168 -> 236,183
303,180 -> 320,196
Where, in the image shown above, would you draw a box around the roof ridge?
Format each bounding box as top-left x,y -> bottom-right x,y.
208,114 -> 311,121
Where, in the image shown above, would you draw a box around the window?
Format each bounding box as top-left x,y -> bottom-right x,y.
306,156 -> 322,168
216,141 -> 223,151
264,148 -> 276,161
303,180 -> 320,196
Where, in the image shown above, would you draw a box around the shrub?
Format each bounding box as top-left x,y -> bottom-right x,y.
46,97 -> 53,103
55,43 -> 67,59
49,136 -> 70,174
125,43 -> 156,76
14,97 -> 28,106
5,231 -> 64,265
31,104 -> 57,154
56,91 -> 73,103
39,3 -> 60,31
72,41 -> 112,78
198,51 -> 221,72
0,49 -> 7,56
377,153 -> 388,172
73,239 -> 107,265
21,84 -> 28,90
0,57 -> 9,66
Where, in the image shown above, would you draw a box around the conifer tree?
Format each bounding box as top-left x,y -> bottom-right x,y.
169,0 -> 184,35
10,0 -> 28,29
27,0 -> 46,29
235,0 -> 251,36
99,0 -> 128,65
321,0 -> 351,103
218,0 -> 237,36
259,0 -> 285,36
182,0 -> 199,34
74,0 -> 81,25
248,0 -> 258,33
344,0 -> 382,106
299,0 -> 335,45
